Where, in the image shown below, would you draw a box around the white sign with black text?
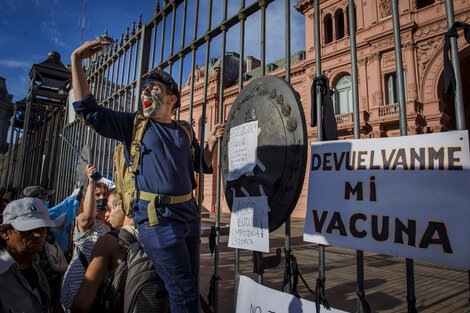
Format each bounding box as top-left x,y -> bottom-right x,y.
227,120 -> 258,181
304,131 -> 470,269
228,195 -> 269,253
236,275 -> 348,313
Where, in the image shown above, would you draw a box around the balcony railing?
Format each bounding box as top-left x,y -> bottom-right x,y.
336,112 -> 352,124
378,103 -> 400,117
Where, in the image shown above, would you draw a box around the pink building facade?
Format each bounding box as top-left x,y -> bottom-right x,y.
179,0 -> 470,218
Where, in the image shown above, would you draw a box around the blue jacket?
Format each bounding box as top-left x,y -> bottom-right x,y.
73,95 -> 212,224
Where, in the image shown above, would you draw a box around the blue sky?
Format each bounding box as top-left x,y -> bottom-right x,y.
0,0 -> 305,102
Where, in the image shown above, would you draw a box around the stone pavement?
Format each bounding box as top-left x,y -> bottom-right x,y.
199,213 -> 470,313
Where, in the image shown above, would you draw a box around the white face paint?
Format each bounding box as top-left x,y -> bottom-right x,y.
141,83 -> 167,117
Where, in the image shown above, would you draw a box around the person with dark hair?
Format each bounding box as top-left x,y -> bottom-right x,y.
0,197 -> 56,313
70,40 -> 225,313
61,164 -> 110,310
21,185 -> 53,208
22,185 -> 66,313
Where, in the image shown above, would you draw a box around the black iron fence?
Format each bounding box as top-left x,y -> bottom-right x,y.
0,0 -> 467,312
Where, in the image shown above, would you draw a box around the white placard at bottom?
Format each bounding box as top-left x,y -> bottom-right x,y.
236,275 -> 349,313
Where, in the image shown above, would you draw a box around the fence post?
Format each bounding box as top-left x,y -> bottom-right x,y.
444,0 -> 465,130
134,24 -> 152,112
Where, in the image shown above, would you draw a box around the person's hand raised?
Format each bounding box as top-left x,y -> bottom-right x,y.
85,164 -> 97,182
71,40 -> 111,61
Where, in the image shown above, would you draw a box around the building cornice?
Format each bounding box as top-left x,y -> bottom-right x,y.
294,0 -> 314,14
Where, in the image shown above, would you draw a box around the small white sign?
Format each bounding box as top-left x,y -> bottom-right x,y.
236,275 -> 349,313
228,120 -> 258,181
228,195 -> 269,253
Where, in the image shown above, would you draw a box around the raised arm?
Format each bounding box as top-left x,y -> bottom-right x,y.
77,164 -> 98,232
70,41 -> 137,146
71,40 -> 110,101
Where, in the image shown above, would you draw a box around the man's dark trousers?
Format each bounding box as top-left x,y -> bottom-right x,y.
137,217 -> 200,313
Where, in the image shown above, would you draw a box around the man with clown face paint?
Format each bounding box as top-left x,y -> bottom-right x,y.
70,40 -> 225,313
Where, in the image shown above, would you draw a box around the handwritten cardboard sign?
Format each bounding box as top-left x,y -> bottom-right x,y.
229,195 -> 269,253
228,120 -> 258,181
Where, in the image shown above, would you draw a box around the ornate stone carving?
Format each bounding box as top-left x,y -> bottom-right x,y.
408,83 -> 417,100
294,0 -> 314,14
383,54 -> 396,68
370,52 -> 380,62
371,129 -> 382,138
373,91 -> 383,107
414,20 -> 448,39
416,35 -> 443,81
407,125 -> 417,135
361,96 -> 367,109
358,57 -> 368,65
379,0 -> 392,18
416,35 -> 442,67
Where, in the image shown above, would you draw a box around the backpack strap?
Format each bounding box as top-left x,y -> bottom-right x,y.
117,112 -> 149,217
176,120 -> 195,159
129,113 -> 149,174
106,228 -> 138,248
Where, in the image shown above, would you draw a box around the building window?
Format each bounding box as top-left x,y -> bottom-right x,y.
333,75 -> 353,114
267,63 -> 278,73
324,14 -> 333,44
335,9 -> 345,40
416,0 -> 435,9
385,72 -> 407,105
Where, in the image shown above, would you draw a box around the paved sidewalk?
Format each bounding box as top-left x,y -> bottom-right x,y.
199,213 -> 470,313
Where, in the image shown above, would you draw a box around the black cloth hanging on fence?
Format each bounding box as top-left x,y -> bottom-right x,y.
311,75 -> 338,141
252,251 -> 264,275
443,22 -> 470,96
207,274 -> 220,308
315,276 -> 330,313
209,226 -> 217,255
357,289 -> 371,313
282,251 -> 328,313
406,296 -> 418,313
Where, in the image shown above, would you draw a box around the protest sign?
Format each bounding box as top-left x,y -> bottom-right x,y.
236,275 -> 348,313
304,131 -> 470,269
228,120 -> 258,181
229,195 -> 269,253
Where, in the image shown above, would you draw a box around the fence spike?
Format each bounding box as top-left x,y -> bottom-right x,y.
131,21 -> 136,36
155,0 -> 160,15
137,15 -> 142,30
125,27 -> 130,42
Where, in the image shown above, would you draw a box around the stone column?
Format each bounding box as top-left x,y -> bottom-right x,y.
368,52 -> 383,108
358,57 -> 369,110
404,42 -> 418,102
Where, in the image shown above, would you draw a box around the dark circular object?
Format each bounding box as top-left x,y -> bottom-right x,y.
222,76 -> 308,232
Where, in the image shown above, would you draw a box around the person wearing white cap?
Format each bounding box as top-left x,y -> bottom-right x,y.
0,197 -> 56,313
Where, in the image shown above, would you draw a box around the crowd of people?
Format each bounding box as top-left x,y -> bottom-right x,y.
0,39 -> 225,313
